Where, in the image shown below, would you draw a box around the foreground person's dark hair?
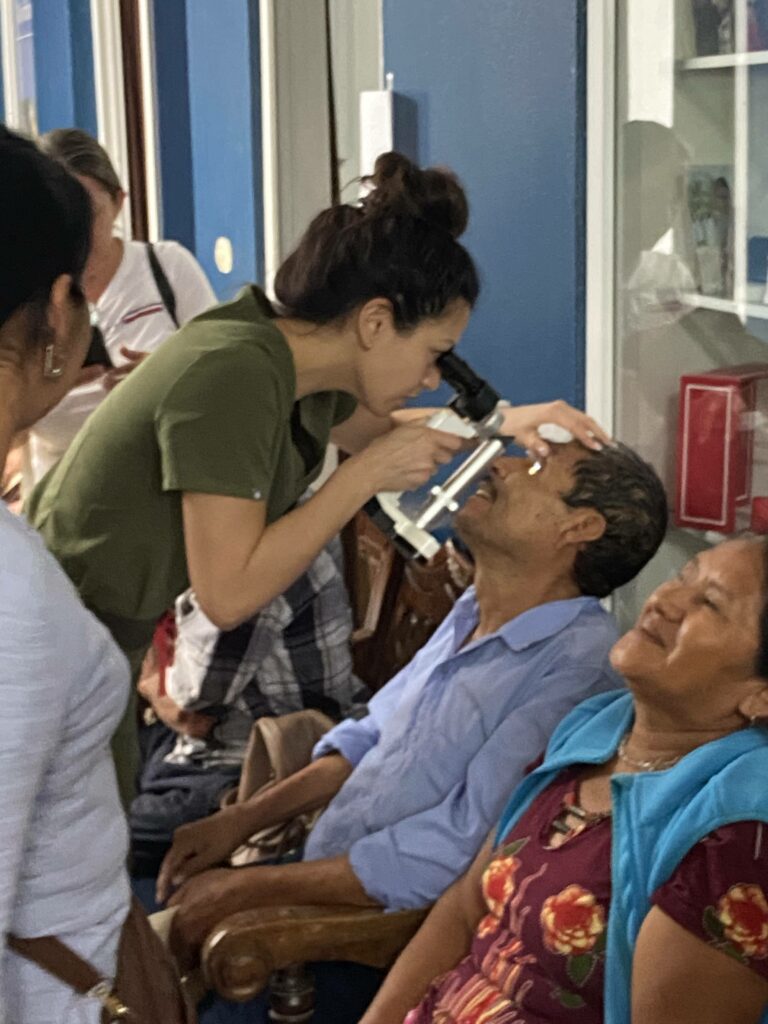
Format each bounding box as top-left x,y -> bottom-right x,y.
273,151 -> 480,330
0,125 -> 91,340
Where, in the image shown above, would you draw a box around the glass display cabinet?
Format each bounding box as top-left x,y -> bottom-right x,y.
606,0 -> 768,625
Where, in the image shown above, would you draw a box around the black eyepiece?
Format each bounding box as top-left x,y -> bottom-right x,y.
437,351 -> 499,421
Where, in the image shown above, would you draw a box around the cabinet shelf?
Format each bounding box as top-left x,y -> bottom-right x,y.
610,2 -> 768,627
680,292 -> 768,322
680,50 -> 768,70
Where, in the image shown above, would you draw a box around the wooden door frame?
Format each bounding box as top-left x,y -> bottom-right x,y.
119,0 -> 148,240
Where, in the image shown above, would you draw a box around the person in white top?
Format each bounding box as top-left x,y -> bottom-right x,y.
23,128 -> 216,488
0,126 -> 192,1023
0,127 -> 128,1023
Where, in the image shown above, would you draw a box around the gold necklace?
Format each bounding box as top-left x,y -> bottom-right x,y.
617,733 -> 682,772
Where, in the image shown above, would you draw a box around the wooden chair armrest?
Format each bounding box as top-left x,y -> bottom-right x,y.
201,904 -> 428,1002
350,544 -> 398,646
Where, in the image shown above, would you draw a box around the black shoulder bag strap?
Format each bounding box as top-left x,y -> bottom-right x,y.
146,242 -> 179,328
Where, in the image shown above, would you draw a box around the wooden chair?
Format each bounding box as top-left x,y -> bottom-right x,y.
343,511 -> 405,691
362,539 -> 473,687
198,517 -> 472,1018
202,904 -> 428,1019
344,510 -> 473,691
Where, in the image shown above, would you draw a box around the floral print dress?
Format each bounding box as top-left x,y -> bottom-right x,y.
405,768 -> 768,1024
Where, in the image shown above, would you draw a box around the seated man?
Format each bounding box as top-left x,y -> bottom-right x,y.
159,441 -> 667,960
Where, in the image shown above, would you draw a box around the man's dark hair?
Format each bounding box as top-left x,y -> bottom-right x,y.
562,443 -> 668,598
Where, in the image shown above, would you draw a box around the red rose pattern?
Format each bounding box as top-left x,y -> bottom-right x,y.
540,884 -> 606,956
482,855 -> 521,918
716,884 -> 768,959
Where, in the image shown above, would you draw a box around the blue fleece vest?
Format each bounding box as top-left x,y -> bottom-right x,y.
495,690 -> 768,1024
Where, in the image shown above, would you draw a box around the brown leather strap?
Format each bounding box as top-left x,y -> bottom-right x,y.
7,933 -> 103,994
6,933 -> 131,1021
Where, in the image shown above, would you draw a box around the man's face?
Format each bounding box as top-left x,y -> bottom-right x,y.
455,443 -> 593,558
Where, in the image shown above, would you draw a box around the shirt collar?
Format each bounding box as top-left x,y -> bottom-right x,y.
452,586 -> 603,654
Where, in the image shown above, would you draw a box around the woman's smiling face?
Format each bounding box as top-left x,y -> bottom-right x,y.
610,539 -> 767,721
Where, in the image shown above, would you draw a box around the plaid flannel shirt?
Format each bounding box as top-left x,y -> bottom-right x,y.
164,535 -> 369,768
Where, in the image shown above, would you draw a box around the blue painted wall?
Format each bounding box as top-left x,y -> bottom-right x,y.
32,0 -> 96,135
153,0 -> 195,252
184,1 -> 264,298
383,0 -> 587,408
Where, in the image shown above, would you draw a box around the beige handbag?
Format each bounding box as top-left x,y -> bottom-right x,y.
220,709 -> 335,865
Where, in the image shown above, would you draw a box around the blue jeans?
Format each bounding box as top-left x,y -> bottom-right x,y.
130,722 -> 241,877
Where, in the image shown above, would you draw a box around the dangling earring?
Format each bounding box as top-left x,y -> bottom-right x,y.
43,344 -> 63,380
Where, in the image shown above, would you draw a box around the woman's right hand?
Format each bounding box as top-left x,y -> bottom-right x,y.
348,421 -> 466,495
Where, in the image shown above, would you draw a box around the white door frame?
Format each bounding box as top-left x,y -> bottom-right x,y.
0,0 -> 21,128
89,0 -> 160,242
137,0 -> 160,240
585,0 -> 617,435
89,0 -> 132,239
259,0 -> 280,294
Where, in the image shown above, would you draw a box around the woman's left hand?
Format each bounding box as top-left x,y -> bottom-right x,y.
103,346 -> 150,390
501,400 -> 612,459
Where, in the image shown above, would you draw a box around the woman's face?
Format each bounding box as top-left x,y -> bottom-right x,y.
610,539 -> 766,722
76,174 -> 123,281
357,299 -> 471,417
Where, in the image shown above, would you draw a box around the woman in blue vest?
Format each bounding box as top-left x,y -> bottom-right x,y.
360,536 -> 768,1024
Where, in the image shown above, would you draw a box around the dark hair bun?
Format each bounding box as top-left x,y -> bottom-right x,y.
273,150 -> 479,329
362,152 -> 469,239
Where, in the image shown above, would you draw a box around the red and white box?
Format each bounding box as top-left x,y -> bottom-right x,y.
676,363 -> 768,533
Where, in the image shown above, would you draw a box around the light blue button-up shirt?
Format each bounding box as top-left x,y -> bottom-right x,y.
304,586 -> 620,909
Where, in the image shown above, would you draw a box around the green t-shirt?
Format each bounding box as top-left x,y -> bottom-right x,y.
27,287 -> 356,638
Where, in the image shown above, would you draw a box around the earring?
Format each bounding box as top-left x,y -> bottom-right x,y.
43,344 -> 63,380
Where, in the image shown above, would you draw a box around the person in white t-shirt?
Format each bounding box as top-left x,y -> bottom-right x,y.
22,128 -> 216,488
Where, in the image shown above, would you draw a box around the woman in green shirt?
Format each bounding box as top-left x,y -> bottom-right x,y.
28,152 -> 608,798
